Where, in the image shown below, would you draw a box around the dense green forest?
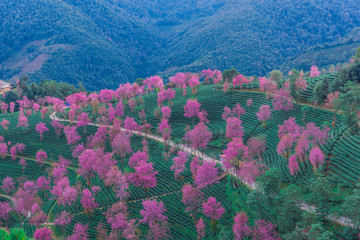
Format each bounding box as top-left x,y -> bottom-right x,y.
1,0 -> 360,90
281,28 -> 360,72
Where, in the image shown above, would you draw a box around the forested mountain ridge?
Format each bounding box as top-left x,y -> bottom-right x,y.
280,27 -> 360,72
1,0 -> 360,90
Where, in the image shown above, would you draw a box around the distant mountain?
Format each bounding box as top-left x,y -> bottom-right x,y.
1,0 -> 360,89
280,28 -> 360,72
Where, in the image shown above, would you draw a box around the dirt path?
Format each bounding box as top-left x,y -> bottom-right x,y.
0,193 -> 12,201
49,112 -> 354,228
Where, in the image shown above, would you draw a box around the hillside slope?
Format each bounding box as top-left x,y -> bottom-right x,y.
149,0 -> 360,77
1,0 -> 360,89
280,28 -> 360,72
0,0 -> 161,90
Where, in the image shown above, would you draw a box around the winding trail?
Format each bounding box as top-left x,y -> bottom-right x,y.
49,112 -> 354,228
0,193 -> 12,201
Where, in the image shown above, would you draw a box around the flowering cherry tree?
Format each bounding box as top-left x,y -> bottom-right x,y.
128,161 -> 158,192
194,161 -> 218,189
256,105 -> 272,128
309,147 -> 324,169
184,99 -> 201,124
310,65 -> 320,77
182,184 -> 204,219
183,122 -> 212,151
252,219 -> 280,240
161,106 -> 171,119
158,118 -> 172,151
223,138 -> 249,169
247,98 -> 253,111
288,155 -> 299,175
170,151 -> 188,180
64,126 -> 81,146
226,117 -> 244,140
140,199 -> 169,240
203,196 -> 225,233
33,227 -> 53,240
273,84 -> 294,113
2,176 -> 15,194
111,132 -> 132,161
51,120 -> 64,138
233,212 -> 252,240
81,188 -> 99,214
36,151 -> 47,166
36,122 -> 49,141
0,119 -> 9,130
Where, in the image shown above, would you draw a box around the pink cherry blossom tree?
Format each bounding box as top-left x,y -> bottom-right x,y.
223,138 -> 249,169
171,72 -> 188,91
226,117 -> 244,140
36,150 -> 47,166
33,227 -> 53,240
9,102 -> 15,113
111,132 -> 132,162
17,116 -> 29,130
222,106 -> 232,120
247,137 -> 266,160
294,71 -> 308,102
2,176 -> 15,194
310,65 -> 320,77
273,85 -> 294,114
183,122 -> 212,152
161,106 -> 171,119
309,147 -> 324,169
232,103 -> 246,118
277,135 -> 294,159
278,117 -> 301,139
81,188 -> 99,214
188,74 -> 200,94
324,91 -> 340,109
54,211 -> 72,235
182,184 -> 204,219
190,156 -> 200,179
128,150 -> 148,168
194,161 -> 218,189
51,120 -> 65,138
0,142 -> 8,159
0,119 -> 9,131
223,80 -> 230,93
233,212 -> 252,240
196,218 -> 206,240
67,223 -> 88,240
203,196 -> 225,233
170,151 -> 188,180
50,177 -> 78,207
158,118 -> 172,152
201,69 -> 216,84
140,199 -> 169,239
256,105 -> 272,128
36,122 -> 49,141
40,106 -> 48,119
64,126 -> 81,146
184,99 -> 201,125
115,100 -> 124,118
128,161 -> 158,193
0,201 -> 11,223
252,219 -> 280,240
124,117 -> 138,135
288,155 -> 299,175
197,110 -> 209,123
105,166 -> 129,200
247,98 -> 253,111
77,111 -> 91,130
1,102 -> 8,114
